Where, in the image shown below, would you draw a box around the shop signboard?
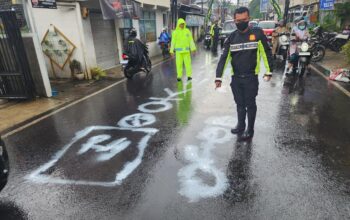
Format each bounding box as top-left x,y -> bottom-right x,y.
31,0 -> 57,9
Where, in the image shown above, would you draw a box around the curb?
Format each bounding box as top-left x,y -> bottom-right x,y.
310,62 -> 331,77
310,62 -> 350,98
0,57 -> 172,138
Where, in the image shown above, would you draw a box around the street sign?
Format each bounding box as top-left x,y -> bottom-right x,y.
31,0 -> 57,9
320,0 -> 334,10
260,0 -> 269,13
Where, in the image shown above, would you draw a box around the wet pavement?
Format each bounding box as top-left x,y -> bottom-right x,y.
1,49 -> 350,219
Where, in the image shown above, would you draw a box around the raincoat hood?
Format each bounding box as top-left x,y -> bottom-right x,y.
176,18 -> 187,30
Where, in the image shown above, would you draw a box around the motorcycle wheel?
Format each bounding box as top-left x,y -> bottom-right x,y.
299,63 -> 306,78
332,41 -> 343,52
144,56 -> 152,73
124,66 -> 134,79
0,140 -> 9,192
311,45 -> 326,62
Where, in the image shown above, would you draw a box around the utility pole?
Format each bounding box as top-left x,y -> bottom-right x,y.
283,0 -> 290,25
171,0 -> 178,29
201,0 -> 203,14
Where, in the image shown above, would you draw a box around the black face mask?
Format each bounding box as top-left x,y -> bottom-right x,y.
236,21 -> 249,32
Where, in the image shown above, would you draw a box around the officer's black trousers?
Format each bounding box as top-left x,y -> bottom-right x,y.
211,36 -> 219,53
230,75 -> 259,131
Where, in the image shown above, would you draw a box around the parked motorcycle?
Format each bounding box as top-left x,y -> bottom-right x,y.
0,138 -> 9,192
121,44 -> 152,79
312,26 -> 337,50
309,38 -> 326,62
204,33 -> 211,50
329,32 -> 350,52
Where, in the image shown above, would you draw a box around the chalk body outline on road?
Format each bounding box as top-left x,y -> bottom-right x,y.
178,116 -> 233,202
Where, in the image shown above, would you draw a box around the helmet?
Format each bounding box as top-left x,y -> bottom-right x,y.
129,28 -> 137,37
162,27 -> 167,32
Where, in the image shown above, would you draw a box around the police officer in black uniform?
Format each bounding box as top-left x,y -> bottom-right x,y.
211,20 -> 221,54
215,7 -> 273,141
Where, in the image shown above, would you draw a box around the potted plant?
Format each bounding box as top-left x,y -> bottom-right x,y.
69,59 -> 84,80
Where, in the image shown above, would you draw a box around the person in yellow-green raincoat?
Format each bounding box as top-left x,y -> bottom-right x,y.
170,18 -> 196,82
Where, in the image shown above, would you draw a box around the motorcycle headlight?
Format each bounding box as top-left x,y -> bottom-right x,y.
281,35 -> 288,42
301,42 -> 309,52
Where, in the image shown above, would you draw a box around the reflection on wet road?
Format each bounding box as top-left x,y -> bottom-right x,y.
1,50 -> 350,219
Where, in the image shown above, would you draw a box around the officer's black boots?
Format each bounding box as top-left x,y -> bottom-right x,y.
231,107 -> 246,134
238,105 -> 257,141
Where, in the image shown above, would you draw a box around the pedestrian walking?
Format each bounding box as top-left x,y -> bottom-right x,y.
215,7 -> 273,141
170,18 -> 197,82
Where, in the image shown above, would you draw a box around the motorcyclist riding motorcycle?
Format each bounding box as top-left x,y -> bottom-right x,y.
158,28 -> 171,56
272,20 -> 288,58
122,28 -> 151,78
286,20 -> 310,76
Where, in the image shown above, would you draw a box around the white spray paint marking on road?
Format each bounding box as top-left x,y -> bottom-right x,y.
178,116 -> 234,202
27,80 -> 209,187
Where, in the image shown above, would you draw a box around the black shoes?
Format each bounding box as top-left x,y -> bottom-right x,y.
238,130 -> 254,142
177,78 -> 181,82
231,126 -> 245,134
187,77 -> 192,81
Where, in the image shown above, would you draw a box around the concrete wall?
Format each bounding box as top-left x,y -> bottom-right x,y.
31,2 -> 87,78
140,0 -> 170,8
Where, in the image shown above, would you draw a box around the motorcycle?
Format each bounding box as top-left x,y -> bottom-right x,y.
204,33 -> 211,50
0,138 -> 9,192
159,41 -> 170,57
276,32 -> 290,61
309,38 -> 326,62
296,40 -> 312,77
329,32 -> 350,52
121,44 -> 152,79
312,26 -> 337,50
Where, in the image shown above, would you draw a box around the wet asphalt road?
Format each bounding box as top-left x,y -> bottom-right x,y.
1,49 -> 350,220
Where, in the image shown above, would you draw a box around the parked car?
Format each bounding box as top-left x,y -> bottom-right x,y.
219,20 -> 237,47
258,20 -> 277,43
0,138 -> 9,191
249,21 -> 259,28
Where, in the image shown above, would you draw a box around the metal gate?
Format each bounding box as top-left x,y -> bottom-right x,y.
0,10 -> 35,99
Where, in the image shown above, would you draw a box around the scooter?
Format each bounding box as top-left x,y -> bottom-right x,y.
204,33 -> 211,50
159,41 -> 170,57
0,138 -> 9,192
276,32 -> 290,61
121,45 -> 152,79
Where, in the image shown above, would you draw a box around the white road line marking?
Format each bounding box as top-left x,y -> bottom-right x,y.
2,60 -> 169,138
310,65 -> 350,98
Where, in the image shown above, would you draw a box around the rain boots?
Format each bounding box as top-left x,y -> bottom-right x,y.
231,107 -> 246,134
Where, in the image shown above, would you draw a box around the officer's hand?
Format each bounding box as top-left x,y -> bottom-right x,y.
215,80 -> 222,89
192,51 -> 197,55
170,52 -> 174,57
263,74 -> 272,82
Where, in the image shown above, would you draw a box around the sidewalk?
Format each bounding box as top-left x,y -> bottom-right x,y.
310,49 -> 350,94
0,55 -> 168,136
